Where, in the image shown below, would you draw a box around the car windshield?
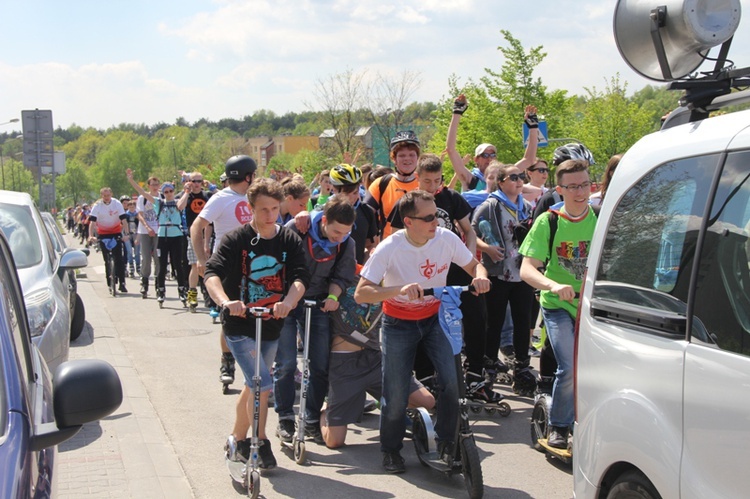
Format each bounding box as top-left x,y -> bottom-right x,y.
0,203 -> 42,269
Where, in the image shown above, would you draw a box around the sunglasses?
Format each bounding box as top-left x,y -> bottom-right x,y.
163,189 -> 174,194
502,173 -> 528,182
479,152 -> 497,159
529,168 -> 549,174
408,213 -> 438,223
189,179 -> 203,183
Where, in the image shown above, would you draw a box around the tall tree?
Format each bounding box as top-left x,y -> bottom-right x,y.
366,70 -> 423,151
56,160 -> 91,205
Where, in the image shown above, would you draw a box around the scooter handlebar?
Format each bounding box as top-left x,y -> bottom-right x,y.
423,285 -> 476,296
302,298 -> 327,309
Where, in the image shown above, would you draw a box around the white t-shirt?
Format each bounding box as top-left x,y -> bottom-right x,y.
136,194 -> 159,234
198,187 -> 252,250
360,227 -> 473,320
90,199 -> 125,235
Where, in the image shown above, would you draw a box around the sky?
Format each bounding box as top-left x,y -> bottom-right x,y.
1,0 -> 749,132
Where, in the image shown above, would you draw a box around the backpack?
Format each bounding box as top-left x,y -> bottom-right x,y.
376,173 -> 396,229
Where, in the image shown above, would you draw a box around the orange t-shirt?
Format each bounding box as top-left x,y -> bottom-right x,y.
368,175 -> 419,238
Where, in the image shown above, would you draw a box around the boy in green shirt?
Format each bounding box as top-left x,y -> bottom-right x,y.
519,159 -> 596,449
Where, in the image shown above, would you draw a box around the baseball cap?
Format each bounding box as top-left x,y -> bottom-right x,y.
475,143 -> 495,157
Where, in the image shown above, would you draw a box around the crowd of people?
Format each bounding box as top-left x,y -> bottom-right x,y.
63,94 -> 619,474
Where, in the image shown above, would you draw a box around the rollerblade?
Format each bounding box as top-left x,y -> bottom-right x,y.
128,265 -> 135,279
466,371 -> 511,417
210,307 -> 220,324
512,359 -> 537,397
179,286 -> 188,308
136,265 -> 141,277
156,287 -> 166,308
187,288 -> 198,313
140,278 -> 148,299
220,352 -> 235,394
484,355 -> 511,385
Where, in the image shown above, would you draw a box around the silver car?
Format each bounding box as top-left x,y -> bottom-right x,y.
0,191 -> 88,371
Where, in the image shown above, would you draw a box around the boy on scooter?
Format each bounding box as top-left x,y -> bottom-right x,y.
204,178 -> 310,469
354,190 -> 490,474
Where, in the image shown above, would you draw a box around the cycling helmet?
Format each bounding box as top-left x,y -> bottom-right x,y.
219,173 -> 228,183
329,164 -> 362,186
119,195 -> 131,203
224,155 -> 257,180
389,130 -> 421,152
553,143 -> 595,166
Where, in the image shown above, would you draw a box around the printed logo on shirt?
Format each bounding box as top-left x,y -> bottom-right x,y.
556,240 -> 590,280
190,198 -> 206,214
419,259 -> 448,279
235,201 -> 252,224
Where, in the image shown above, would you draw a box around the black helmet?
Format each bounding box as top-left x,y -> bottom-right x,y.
553,143 -> 595,166
225,155 -> 257,181
330,164 -> 362,186
389,130 -> 421,152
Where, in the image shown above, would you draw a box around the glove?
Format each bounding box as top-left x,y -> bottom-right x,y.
453,98 -> 469,115
525,113 -> 539,129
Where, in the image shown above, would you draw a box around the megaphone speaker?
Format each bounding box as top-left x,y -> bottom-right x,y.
614,0 -> 741,81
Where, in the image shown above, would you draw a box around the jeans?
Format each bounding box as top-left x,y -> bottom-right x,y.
380,314 -> 458,453
541,307 -> 575,428
274,303 -> 331,424
226,335 -> 278,392
123,238 -> 141,269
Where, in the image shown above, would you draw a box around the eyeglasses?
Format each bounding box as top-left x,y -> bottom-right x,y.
502,173 -> 528,182
479,152 -> 497,159
189,179 -> 203,183
407,213 -> 438,223
529,168 -> 549,174
560,181 -> 592,192
163,189 -> 174,194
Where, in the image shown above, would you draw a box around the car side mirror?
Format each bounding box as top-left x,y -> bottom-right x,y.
30,359 -> 122,451
60,248 -> 88,270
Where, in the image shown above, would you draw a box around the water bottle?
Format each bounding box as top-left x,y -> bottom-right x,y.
478,220 -> 503,263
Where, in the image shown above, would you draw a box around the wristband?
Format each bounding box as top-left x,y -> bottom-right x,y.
525,113 -> 539,129
327,294 -> 339,302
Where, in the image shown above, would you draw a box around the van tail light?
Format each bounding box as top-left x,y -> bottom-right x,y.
573,269 -> 588,422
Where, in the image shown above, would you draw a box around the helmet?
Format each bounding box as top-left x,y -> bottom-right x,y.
219,173 -> 227,183
389,130 -> 421,152
119,195 -> 131,203
553,143 -> 595,166
329,164 -> 362,186
224,155 -> 257,181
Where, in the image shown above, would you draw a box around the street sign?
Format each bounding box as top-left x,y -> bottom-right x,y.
523,121 -> 548,147
21,109 -> 54,171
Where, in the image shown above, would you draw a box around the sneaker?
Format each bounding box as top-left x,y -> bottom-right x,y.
437,440 -> 460,468
257,439 -> 277,469
363,399 -> 378,413
225,435 -> 244,463
119,283 -> 128,293
548,426 -> 569,449
304,422 -> 325,445
382,451 -> 405,474
235,437 -> 251,462
276,419 -> 295,443
500,345 -> 516,361
529,345 -> 541,357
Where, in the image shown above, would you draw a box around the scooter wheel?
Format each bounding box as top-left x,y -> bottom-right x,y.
498,402 -> 511,418
530,396 -> 550,451
249,470 -> 261,499
460,437 -> 484,499
410,412 -> 431,467
294,440 -> 306,465
470,405 -> 482,414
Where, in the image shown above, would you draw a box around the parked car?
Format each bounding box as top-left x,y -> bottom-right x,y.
574,73 -> 750,499
0,191 -> 88,371
0,228 -> 122,497
40,212 -> 87,341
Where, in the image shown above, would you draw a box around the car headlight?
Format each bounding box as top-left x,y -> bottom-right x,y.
25,288 -> 57,338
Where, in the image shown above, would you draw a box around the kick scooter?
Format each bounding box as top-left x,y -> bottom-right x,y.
279,299 -> 323,464
224,306 -> 269,498
407,286 -> 487,499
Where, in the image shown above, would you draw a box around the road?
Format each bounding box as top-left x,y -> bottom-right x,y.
57,235 -> 574,499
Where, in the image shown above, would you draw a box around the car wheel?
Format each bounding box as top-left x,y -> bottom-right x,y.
606,470 -> 661,499
70,293 -> 85,341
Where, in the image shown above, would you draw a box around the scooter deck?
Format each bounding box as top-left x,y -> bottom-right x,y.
417,451 -> 460,473
537,438 -> 572,460
226,458 -> 246,484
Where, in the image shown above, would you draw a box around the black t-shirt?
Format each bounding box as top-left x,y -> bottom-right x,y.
184,191 -> 209,228
204,224 -> 310,340
390,188 -> 472,236
351,202 -> 378,264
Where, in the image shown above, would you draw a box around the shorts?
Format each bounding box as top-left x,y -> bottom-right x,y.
325,348 -> 422,427
186,237 -> 197,265
225,335 -> 278,392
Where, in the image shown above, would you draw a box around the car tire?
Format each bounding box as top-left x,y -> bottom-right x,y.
606,470 -> 661,499
70,293 -> 85,341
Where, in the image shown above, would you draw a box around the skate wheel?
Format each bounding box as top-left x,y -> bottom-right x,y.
222,383 -> 229,394
498,402 -> 511,417
294,440 -> 306,465
249,470 -> 260,499
470,405 -> 482,414
159,303 -> 164,309
485,407 -> 496,415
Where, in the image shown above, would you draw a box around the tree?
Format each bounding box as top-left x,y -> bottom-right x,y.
573,75 -> 653,177
57,160 -> 92,206
309,68 -> 369,157
366,70 -> 423,151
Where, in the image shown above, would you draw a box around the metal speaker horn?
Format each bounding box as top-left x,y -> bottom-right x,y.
614,0 -> 741,81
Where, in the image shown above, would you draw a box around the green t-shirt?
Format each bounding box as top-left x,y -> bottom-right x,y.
519,208 -> 597,317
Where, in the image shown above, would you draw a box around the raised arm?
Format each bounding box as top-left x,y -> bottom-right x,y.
515,105 -> 539,171
446,95 -> 475,187
126,169 -> 155,204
